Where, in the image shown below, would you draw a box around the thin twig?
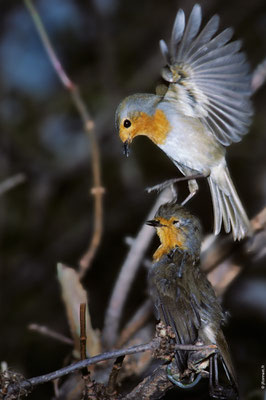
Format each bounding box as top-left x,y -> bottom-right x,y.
28,323 -> 73,346
202,207 -> 266,295
79,303 -> 91,398
116,299 -> 152,347
208,259 -> 241,296
4,340 -> 157,397
80,303 -> 87,362
0,173 -> 26,196
24,0 -> 104,278
102,187 -> 174,348
3,338 -> 214,398
106,356 -> 125,396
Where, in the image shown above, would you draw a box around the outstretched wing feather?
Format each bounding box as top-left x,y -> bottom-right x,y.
160,4 -> 252,146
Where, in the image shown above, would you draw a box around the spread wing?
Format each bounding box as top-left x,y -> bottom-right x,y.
160,4 -> 253,146
148,256 -> 202,372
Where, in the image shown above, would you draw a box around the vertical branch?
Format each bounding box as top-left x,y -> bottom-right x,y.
24,0 -> 104,277
106,356 -> 125,396
79,303 -> 91,399
80,303 -> 87,362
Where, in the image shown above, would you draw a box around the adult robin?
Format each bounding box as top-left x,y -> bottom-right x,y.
146,202 -> 238,399
116,4 -> 253,240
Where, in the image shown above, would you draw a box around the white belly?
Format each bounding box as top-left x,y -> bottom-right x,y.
158,113 -> 225,174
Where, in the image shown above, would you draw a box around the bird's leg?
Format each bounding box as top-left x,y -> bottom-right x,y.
167,341 -> 217,390
146,177 -> 182,194
181,179 -> 199,205
181,168 -> 211,205
146,174 -> 205,194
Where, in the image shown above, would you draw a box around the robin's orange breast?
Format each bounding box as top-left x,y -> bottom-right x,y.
153,216 -> 188,262
119,109 -> 171,145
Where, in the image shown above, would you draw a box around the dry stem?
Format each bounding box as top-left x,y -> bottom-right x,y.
24,0 -> 104,278
28,324 -> 73,346
80,303 -> 87,362
0,173 -> 26,196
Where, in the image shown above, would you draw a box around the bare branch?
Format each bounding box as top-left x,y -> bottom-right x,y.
28,323 -> 73,346
79,303 -> 87,362
207,258 -> 241,296
3,336 -> 214,398
24,0 -> 104,277
4,341 -> 157,397
57,263 -> 101,357
116,299 -> 152,347
106,355 -> 125,396
202,207 -> 266,295
0,173 -> 26,196
102,187 -> 174,348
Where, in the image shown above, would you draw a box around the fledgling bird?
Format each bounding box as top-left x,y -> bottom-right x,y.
147,202 -> 239,399
116,4 -> 253,240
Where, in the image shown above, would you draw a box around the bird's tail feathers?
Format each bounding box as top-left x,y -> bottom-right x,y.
215,331 -> 239,392
208,165 -> 251,240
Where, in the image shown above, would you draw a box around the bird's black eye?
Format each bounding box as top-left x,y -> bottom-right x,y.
123,119 -> 131,128
173,220 -> 180,227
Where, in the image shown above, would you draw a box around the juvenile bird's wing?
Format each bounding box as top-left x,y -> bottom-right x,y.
160,4 -> 253,146
148,254 -> 202,373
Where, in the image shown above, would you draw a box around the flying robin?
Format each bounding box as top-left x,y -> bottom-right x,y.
146,202 -> 239,399
116,4 -> 253,240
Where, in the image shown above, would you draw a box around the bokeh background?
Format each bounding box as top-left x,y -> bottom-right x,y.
1,0 -> 266,399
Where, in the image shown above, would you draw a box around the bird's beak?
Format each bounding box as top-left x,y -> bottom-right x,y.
123,140 -> 130,157
146,219 -> 164,227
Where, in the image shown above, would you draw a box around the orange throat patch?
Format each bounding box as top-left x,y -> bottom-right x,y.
152,217 -> 187,262
119,109 -> 171,145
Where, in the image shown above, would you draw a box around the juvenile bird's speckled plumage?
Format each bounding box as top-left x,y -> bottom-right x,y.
147,203 -> 239,398
116,4 -> 253,240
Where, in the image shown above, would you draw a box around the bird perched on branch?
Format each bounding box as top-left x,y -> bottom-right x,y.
115,4 -> 253,240
146,202 -> 238,399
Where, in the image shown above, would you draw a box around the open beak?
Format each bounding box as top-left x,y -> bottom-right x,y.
146,219 -> 164,227
123,140 -> 130,157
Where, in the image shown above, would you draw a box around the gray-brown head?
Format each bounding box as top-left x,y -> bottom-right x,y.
147,203 -> 202,261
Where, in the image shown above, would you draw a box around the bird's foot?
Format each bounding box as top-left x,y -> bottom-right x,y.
167,364 -> 202,389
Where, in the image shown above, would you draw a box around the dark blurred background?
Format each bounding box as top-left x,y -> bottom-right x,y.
0,0 -> 266,399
